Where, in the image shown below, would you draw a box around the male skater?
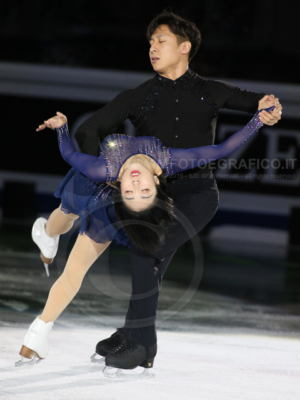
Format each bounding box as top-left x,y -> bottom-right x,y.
74,11 -> 282,369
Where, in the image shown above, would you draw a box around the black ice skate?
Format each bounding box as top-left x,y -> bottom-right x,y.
90,328 -> 127,365
103,339 -> 157,378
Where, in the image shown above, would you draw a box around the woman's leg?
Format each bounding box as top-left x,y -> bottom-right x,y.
40,232 -> 111,322
45,205 -> 79,238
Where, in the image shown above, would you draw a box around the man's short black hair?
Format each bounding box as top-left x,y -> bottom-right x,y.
146,10 -> 201,61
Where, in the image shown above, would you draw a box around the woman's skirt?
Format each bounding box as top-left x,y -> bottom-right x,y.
54,168 -> 129,247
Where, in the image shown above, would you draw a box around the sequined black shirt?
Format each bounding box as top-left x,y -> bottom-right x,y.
75,69 -> 265,157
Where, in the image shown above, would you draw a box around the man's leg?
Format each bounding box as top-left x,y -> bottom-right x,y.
123,251 -> 176,347
124,177 -> 219,347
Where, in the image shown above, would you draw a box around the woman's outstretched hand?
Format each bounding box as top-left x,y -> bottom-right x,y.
36,112 -> 67,131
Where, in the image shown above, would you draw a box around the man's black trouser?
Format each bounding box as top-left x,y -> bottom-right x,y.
122,169 -> 219,347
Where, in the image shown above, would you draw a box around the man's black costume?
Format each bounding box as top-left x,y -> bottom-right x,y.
75,69 -> 265,350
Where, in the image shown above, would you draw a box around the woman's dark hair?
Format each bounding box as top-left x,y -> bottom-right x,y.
146,9 -> 201,61
113,173 -> 175,254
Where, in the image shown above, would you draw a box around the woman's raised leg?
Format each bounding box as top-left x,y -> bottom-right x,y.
45,206 -> 79,238
32,205 -> 79,272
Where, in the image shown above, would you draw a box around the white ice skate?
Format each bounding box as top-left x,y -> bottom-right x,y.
32,217 -> 60,277
15,317 -> 54,367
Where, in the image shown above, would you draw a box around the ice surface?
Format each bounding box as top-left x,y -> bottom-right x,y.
1,322 -> 300,400
0,232 -> 299,399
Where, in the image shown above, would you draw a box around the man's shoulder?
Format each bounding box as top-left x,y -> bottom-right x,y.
111,75 -> 155,106
189,72 -> 264,111
197,76 -> 233,92
117,75 -> 156,103
130,75 -> 157,93
188,70 -> 227,90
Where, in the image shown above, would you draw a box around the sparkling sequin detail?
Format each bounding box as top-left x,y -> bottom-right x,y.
132,71 -> 218,128
237,111 -> 263,148
57,123 -> 117,202
179,74 -> 218,109
79,177 -> 116,202
57,122 -> 71,153
101,134 -> 172,181
132,79 -> 169,127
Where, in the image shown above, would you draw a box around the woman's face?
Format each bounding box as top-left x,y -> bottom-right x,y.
120,163 -> 160,211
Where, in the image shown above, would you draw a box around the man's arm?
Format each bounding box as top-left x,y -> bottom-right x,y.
74,89 -> 134,156
170,106 -> 275,173
204,80 -> 282,126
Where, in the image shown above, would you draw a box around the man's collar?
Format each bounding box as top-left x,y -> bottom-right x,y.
157,68 -> 192,83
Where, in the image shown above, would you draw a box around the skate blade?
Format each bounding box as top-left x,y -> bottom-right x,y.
103,366 -> 154,380
44,263 -> 50,277
15,356 -> 41,368
40,252 -> 53,277
90,353 -> 105,365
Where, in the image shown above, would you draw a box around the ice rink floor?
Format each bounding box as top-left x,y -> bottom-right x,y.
0,225 -> 300,399
1,323 -> 300,400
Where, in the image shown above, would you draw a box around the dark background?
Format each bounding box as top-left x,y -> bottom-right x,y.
1,0 -> 299,181
0,0 -> 299,83
0,0 -> 299,306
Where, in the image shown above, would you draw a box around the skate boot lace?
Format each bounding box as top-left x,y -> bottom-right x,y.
107,329 -> 123,346
113,340 -> 138,355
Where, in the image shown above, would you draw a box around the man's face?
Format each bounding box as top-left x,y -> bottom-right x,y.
149,25 -> 184,73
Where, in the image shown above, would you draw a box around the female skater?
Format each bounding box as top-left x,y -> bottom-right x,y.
16,105 -> 274,366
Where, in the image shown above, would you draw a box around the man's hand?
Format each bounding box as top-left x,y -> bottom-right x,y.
36,112 -> 67,131
258,94 -> 282,126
